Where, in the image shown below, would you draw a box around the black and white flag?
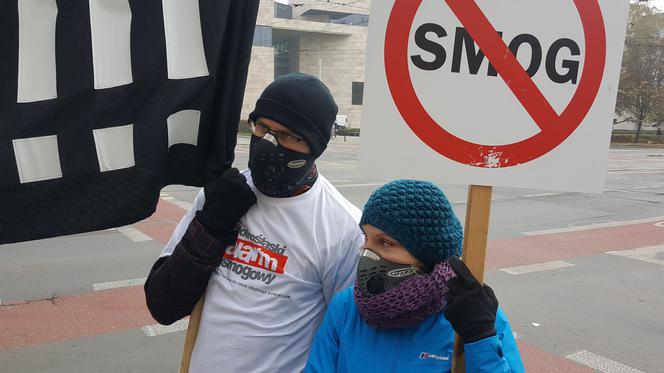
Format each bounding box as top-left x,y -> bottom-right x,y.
0,0 -> 259,244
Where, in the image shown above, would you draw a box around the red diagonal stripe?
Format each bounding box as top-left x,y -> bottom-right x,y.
0,286 -> 155,352
134,198 -> 188,244
486,221 -> 664,270
517,342 -> 595,373
0,197 -> 190,352
444,0 -> 559,132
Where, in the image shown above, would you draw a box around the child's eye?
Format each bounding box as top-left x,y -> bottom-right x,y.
381,239 -> 392,247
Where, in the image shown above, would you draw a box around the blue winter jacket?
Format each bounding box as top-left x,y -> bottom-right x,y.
305,287 -> 525,373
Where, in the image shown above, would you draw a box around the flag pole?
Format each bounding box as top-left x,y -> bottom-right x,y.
179,296 -> 205,373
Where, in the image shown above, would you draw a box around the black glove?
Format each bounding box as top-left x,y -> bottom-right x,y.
443,256 -> 499,343
195,168 -> 257,239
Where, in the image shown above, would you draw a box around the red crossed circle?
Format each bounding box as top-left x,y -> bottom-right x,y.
385,0 -> 607,167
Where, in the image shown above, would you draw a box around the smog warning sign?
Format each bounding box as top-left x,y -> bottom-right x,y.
360,0 -> 630,193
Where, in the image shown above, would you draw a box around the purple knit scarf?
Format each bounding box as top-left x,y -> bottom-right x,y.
354,261 -> 456,330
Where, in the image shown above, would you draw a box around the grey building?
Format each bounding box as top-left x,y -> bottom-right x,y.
242,0 -> 370,131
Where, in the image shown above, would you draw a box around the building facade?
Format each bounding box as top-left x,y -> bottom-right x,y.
241,0 -> 370,131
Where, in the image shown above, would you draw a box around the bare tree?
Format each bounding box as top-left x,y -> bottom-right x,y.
615,2 -> 664,142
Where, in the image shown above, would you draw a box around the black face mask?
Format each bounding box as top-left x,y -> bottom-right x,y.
356,249 -> 418,296
248,135 -> 317,198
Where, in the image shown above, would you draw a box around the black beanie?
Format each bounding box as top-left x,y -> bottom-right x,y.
249,73 -> 338,157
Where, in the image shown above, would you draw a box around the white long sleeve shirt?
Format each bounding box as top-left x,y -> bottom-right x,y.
160,171 -> 363,373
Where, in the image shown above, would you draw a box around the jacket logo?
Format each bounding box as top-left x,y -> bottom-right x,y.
419,352 -> 449,361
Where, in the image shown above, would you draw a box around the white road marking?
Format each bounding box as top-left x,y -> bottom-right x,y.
116,226 -> 152,242
524,193 -> 559,197
335,183 -> 383,188
92,277 -> 147,291
500,260 -> 574,275
142,318 -> 189,336
607,170 -> 663,175
531,323 -> 540,327
160,193 -> 193,211
603,186 -> 663,193
655,221 -> 664,227
605,245 -> 664,266
523,216 -> 664,236
566,350 -> 645,373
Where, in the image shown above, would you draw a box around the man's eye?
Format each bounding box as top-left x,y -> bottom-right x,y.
381,240 -> 392,247
281,133 -> 301,143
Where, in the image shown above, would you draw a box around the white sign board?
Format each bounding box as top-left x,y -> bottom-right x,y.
360,0 -> 630,193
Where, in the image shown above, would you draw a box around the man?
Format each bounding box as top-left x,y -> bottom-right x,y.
144,73 -> 363,372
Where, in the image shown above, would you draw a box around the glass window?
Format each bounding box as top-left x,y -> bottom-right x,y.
252,25 -> 272,48
274,36 -> 299,78
331,14 -> 369,27
352,82 -> 364,105
274,3 -> 293,19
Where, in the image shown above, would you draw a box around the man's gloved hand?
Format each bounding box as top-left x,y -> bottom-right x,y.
443,256 -> 499,343
195,168 -> 257,239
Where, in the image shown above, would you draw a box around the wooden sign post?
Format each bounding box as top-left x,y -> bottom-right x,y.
451,185 -> 493,373
179,296 -> 205,373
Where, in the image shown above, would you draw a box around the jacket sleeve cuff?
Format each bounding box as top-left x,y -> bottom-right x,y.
182,218 -> 235,263
464,334 -> 504,357
463,326 -> 497,344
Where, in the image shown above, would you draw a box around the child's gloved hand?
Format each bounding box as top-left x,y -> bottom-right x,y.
444,256 -> 499,343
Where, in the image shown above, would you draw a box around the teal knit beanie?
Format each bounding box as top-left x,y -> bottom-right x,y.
359,180 -> 463,266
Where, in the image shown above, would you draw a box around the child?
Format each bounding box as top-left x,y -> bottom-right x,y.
305,180 -> 525,372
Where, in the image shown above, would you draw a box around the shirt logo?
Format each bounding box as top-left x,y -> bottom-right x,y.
419,352 -> 450,361
224,239 -> 288,274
